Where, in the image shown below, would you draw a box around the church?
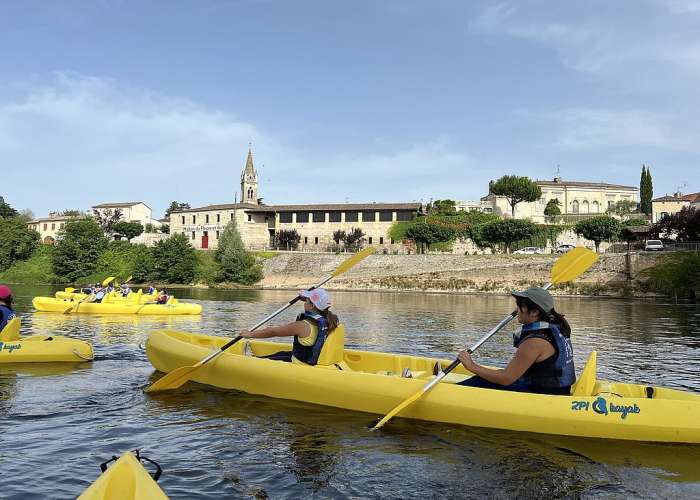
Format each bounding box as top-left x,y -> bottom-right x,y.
168,148 -> 420,251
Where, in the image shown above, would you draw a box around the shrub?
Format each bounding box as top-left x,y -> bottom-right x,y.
640,252 -> 700,302
480,219 -> 538,253
276,229 -> 300,250
113,221 -> 144,241
52,218 -> 109,282
0,216 -> 40,271
215,220 -> 263,285
574,216 -> 620,253
151,233 -> 197,283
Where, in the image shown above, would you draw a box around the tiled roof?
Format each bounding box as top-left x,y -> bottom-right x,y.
92,202 -> 147,208
172,202 -> 421,214
536,180 -> 637,190
652,192 -> 700,203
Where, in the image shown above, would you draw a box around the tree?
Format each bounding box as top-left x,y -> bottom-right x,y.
276,229 -> 301,250
215,219 -> 263,284
151,233 -> 197,283
480,219 -> 538,253
332,230 -> 346,245
652,206 -> 700,242
19,209 -> 35,221
92,208 -> 123,235
0,196 -> 18,219
491,176 -> 542,217
160,224 -> 170,234
112,221 -> 144,241
0,217 -> 40,271
606,199 -> 637,218
52,218 -> 109,282
544,199 -> 562,223
430,199 -> 457,215
574,216 -> 620,253
131,247 -> 155,283
344,228 -> 366,251
405,222 -> 456,253
165,201 -> 191,218
640,165 -> 653,215
144,223 -> 155,233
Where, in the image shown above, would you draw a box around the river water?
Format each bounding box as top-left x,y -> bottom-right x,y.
2,285 -> 699,499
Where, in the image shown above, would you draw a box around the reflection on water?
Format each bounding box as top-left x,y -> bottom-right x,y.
1,285 -> 699,498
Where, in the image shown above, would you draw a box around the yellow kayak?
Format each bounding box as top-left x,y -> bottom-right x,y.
146,327 -> 700,444
33,296 -> 201,315
78,451 -> 168,499
0,318 -> 93,363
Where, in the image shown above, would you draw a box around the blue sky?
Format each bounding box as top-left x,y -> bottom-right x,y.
2,0 -> 699,218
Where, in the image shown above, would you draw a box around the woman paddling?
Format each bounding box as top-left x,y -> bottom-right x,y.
0,285 -> 16,332
239,288 -> 339,366
457,287 -> 576,395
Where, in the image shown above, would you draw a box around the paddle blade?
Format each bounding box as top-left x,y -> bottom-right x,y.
331,247 -> 376,277
145,365 -> 200,393
371,388 -> 426,431
102,276 -> 115,286
550,247 -> 598,284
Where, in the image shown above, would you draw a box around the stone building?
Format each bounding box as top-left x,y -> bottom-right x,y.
91,201 -> 159,227
651,192 -> 699,223
169,148 -> 420,251
484,177 -> 639,223
27,214 -> 79,244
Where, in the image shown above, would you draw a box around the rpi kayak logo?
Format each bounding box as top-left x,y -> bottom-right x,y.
592,397 -> 608,415
591,396 -> 640,419
0,341 -> 22,353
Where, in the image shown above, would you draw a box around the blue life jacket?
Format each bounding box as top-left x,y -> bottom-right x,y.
292,312 -> 330,366
513,321 -> 576,390
148,287 -> 155,294
0,305 -> 16,332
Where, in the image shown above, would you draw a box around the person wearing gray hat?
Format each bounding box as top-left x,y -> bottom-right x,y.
240,288 -> 341,366
457,287 -> 576,395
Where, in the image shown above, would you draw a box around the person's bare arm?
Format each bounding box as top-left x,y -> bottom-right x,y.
240,321 -> 310,339
458,338 -> 554,386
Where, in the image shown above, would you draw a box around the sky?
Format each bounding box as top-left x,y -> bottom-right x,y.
2,0 -> 700,218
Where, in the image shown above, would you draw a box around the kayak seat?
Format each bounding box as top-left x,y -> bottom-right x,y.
0,317 -> 21,342
315,324 -> 346,366
570,351 -> 597,397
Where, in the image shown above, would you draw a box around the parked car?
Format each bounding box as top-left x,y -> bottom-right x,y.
555,244 -> 576,254
513,247 -> 544,255
644,240 -> 664,251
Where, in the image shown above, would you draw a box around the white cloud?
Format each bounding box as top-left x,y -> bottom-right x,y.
0,73 -> 479,215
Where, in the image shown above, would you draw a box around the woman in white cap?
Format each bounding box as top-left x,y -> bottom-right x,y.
240,288 -> 339,365
457,287 -> 576,395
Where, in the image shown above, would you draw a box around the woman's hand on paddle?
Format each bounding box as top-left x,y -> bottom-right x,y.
458,350 -> 477,371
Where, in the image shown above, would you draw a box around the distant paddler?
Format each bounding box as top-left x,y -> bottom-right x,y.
0,285 -> 17,332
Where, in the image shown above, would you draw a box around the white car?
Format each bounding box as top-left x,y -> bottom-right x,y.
644,240 -> 664,251
555,244 -> 576,254
513,247 -> 544,255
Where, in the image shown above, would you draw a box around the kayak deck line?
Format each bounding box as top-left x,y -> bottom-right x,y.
145,328 -> 700,444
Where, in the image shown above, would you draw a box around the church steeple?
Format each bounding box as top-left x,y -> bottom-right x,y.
240,144 -> 259,205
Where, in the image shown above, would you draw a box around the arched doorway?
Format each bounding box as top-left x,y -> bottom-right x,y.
43,236 -> 55,245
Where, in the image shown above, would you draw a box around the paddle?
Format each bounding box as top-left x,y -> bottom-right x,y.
145,246 -> 377,393
371,247 -> 598,431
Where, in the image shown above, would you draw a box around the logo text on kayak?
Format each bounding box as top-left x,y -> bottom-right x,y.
571,397 -> 640,419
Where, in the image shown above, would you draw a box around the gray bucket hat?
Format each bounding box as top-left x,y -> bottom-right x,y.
511,287 -> 554,313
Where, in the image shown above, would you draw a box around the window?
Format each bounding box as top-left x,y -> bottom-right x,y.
607,200 -> 615,209
191,231 -> 195,240
362,211 -> 376,222
345,211 -> 358,222
329,211 -> 341,222
217,214 -> 220,223
51,223 -> 55,230
43,223 -> 47,230
181,216 -> 185,224
379,237 -> 384,244
216,230 -> 220,239
592,201 -> 599,213
205,214 -> 210,223
661,212 -> 669,219
304,236 -> 308,244
248,214 -> 252,222
192,215 -> 196,224
312,211 -> 326,223
60,223 -> 64,228
572,200 -> 579,213
280,212 -> 292,223
231,213 -> 234,220
390,238 -> 394,244
314,237 -> 319,244
368,236 -> 373,244
582,200 -> 589,213
396,211 -> 414,222
379,211 -> 392,222
296,211 -> 310,223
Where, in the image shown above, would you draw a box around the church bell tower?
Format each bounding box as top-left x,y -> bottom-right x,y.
240,144 -> 258,205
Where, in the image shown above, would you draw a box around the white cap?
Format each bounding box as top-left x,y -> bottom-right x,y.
299,288 -> 331,310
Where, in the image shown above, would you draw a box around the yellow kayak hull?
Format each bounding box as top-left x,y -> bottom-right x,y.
78,451 -> 168,500
33,297 -> 201,315
0,334 -> 93,363
146,330 -> 700,444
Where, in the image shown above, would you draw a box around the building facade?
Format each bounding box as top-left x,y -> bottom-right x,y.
485,177 -> 639,223
651,192 -> 699,223
91,201 -> 159,227
169,149 -> 419,250
27,214 -> 79,244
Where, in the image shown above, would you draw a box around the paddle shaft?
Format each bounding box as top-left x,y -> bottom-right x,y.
196,275 -> 335,366
425,282 -> 553,391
